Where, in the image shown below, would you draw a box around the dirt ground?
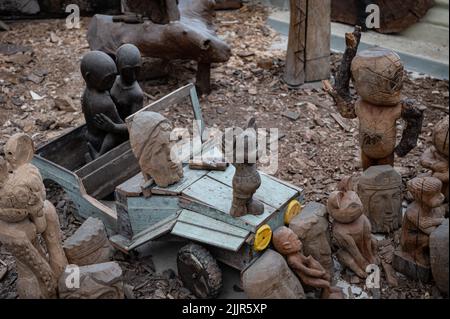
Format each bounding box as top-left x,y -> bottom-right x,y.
0,4 -> 448,299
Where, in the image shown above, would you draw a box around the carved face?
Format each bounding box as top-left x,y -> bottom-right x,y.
327,190 -> 364,224
116,44 -> 142,85
4,133 -> 35,171
365,188 -> 402,232
433,116 -> 449,157
273,227 -> 302,255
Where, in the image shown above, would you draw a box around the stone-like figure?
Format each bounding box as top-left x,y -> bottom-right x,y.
0,134 -> 68,299
222,118 -> 264,218
421,115 -> 449,202
93,44 -> 144,137
357,165 -> 402,233
289,202 -> 333,277
272,226 -> 343,299
324,27 -> 424,170
128,111 -> 183,187
394,177 -> 445,281
81,51 -> 127,160
327,176 -> 379,279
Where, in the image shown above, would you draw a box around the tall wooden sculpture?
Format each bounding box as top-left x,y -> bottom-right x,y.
284,0 -> 331,87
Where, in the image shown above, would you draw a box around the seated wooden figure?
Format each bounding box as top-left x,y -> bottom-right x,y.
421,115 -> 449,202
324,27 -> 424,170
129,111 -> 184,188
81,51 -> 127,160
0,134 -> 68,299
222,118 -> 264,217
394,177 -> 445,281
93,44 -> 144,136
327,177 -> 379,279
272,226 -> 343,299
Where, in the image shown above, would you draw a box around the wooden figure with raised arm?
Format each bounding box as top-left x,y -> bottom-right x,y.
324,27 -> 424,170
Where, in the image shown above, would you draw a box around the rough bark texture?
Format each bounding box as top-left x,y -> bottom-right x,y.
331,0 -> 435,34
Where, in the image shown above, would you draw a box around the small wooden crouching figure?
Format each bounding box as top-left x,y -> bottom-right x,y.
222,118 -> 264,217
0,134 -> 68,299
324,27 -> 424,170
129,111 -> 184,188
81,51 -> 127,160
327,177 -> 378,278
421,116 -> 449,202
397,177 -> 445,270
272,226 -> 343,299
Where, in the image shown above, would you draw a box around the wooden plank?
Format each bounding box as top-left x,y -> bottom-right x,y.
151,165 -> 209,195
128,214 -> 179,250
305,0 -> 331,82
207,166 -> 299,209
182,176 -> 275,230
35,125 -> 88,171
116,172 -> 144,197
172,210 -> 249,252
127,196 -> 180,234
208,243 -> 260,271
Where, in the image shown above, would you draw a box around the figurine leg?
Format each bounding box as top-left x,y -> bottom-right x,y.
97,133 -> 125,158
230,196 -> 248,217
337,249 -> 367,278
247,198 -> 264,216
361,151 -> 394,170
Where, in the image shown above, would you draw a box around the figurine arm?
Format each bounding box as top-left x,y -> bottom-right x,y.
93,114 -> 128,135
334,231 -> 368,267
294,260 -> 326,278
323,26 -> 362,119
395,99 -> 425,157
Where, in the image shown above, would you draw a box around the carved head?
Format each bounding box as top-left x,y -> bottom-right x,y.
4,133 -> 35,172
272,226 -> 302,255
351,48 -> 404,106
129,111 -> 183,187
357,165 -> 402,233
81,51 -> 117,91
116,44 -> 142,85
407,177 -> 445,209
433,115 -> 449,157
327,177 -> 364,224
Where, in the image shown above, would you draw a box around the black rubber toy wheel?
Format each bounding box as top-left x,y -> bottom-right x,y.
177,243 -> 222,299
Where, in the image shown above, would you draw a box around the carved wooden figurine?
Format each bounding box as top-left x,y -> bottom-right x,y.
421,115 -> 449,202
284,0 -> 331,86
0,134 -> 68,299
324,27 -> 424,170
393,177 -> 445,281
357,165 -> 402,233
81,51 -> 127,160
327,176 -> 378,278
272,226 -> 343,299
222,118 -> 264,217
93,44 -> 144,136
129,111 -> 183,187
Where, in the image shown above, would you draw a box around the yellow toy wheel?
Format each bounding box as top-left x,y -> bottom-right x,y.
253,224 -> 272,252
284,200 -> 302,225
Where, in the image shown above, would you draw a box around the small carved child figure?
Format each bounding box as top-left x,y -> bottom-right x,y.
93,44 -> 144,136
222,118 -> 264,217
324,27 -> 424,170
327,177 -> 379,279
421,116 -> 449,202
398,177 -> 445,268
81,51 -> 127,160
273,226 -> 343,299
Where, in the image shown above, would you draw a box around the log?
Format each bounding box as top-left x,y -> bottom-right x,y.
331,0 -> 435,34
214,0 -> 243,10
121,0 -> 180,24
87,0 -> 231,94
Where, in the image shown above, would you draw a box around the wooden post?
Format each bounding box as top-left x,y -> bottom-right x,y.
284,0 -> 331,87
196,62 -> 211,95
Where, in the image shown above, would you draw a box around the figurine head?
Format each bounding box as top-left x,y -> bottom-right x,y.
81,51 -> 117,91
357,165 -> 402,233
433,115 -> 449,157
351,48 -> 404,106
272,226 -> 302,255
222,117 -> 259,164
407,177 -> 445,209
4,133 -> 35,172
328,177 -> 364,224
116,44 -> 142,85
129,111 -> 183,187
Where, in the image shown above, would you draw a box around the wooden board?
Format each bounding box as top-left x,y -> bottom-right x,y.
116,172 -> 144,197
151,165 -> 209,195
127,196 -> 180,234
171,209 -> 250,252
207,166 -> 299,208
182,176 -> 275,231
